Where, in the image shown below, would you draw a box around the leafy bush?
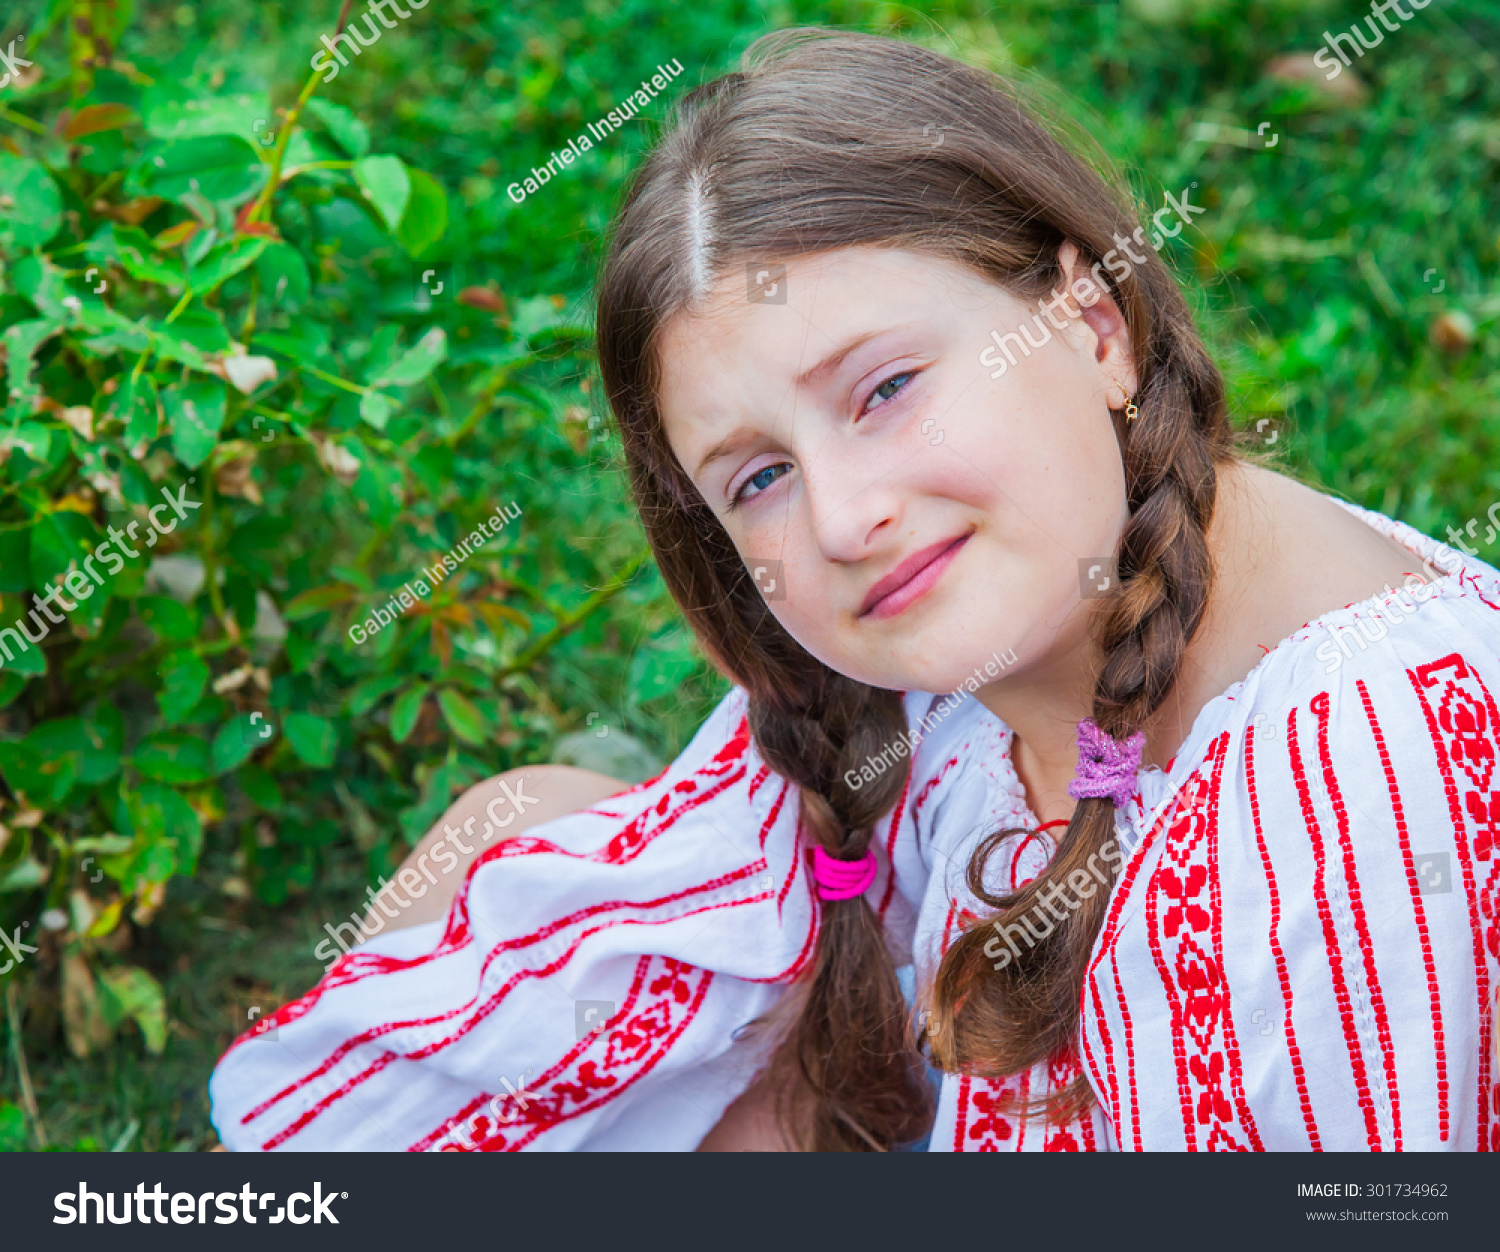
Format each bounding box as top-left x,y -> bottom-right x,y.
0,0 -> 718,1090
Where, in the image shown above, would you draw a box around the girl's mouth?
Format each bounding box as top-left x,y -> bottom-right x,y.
859,532 -> 972,620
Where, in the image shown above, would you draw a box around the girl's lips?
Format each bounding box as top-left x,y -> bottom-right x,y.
859,533 -> 971,620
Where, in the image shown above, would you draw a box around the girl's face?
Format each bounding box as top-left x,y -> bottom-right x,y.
655,244 -> 1138,696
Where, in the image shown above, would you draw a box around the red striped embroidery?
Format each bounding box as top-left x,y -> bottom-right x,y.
424,956 -> 713,1151
1356,678 -> 1448,1142
1311,690 -> 1402,1149
242,873 -> 769,1137
1142,732 -> 1251,1150
1245,717 -> 1321,1149
1287,705 -> 1383,1150
1409,652 -> 1500,1151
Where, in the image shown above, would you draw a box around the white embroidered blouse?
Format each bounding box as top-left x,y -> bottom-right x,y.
210,496 -> 1500,1151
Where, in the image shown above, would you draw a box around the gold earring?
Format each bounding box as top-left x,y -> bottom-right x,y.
1124,397 -> 1139,424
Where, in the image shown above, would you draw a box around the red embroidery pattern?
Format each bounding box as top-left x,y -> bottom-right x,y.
1143,732 -> 1252,1150
1244,719 -> 1321,1149
419,956 -> 712,1151
1357,678 -> 1449,1142
1410,653 -> 1500,1151
1311,690 -> 1403,1150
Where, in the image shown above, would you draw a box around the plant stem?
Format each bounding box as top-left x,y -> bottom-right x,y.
0,105 -> 47,135
445,371 -> 511,448
300,363 -> 369,396
245,62 -> 328,226
500,549 -> 650,678
4,982 -> 47,1149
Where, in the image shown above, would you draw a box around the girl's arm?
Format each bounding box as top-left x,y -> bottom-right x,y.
357,764 -> 631,934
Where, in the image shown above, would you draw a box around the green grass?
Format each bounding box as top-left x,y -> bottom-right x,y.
2,0 -> 1496,1150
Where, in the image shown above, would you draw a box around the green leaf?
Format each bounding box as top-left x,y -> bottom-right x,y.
187,236 -> 270,296
132,136 -> 265,205
28,510 -> 103,596
112,373 -> 161,447
101,225 -> 187,288
143,92 -> 271,143
283,712 -> 337,768
373,327 -> 447,389
390,683 -> 428,744
436,688 -> 490,746
0,155 -> 63,251
120,782 -> 203,881
237,764 -> 283,812
97,967 -> 167,1055
283,583 -> 355,620
163,379 -> 227,468
347,671 -> 405,716
212,712 -> 276,774
353,155 -> 411,233
132,732 -> 211,784
359,389 -> 394,431
157,651 -> 210,724
305,98 -> 370,158
137,596 -> 198,642
26,716 -> 121,785
254,242 -> 311,310
0,1100 -> 26,1151
0,741 -> 75,807
629,626 -> 703,706
0,528 -> 31,593
0,671 -> 27,708
397,168 -> 449,256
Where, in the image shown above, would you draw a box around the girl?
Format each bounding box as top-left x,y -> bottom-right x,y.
210,28 -> 1499,1152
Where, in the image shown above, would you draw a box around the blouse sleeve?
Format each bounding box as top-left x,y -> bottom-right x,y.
209,687 -> 819,1152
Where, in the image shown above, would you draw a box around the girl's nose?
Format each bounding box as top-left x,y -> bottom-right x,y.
800,444 -> 905,565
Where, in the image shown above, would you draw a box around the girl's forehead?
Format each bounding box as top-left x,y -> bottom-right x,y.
659,245 -> 1000,366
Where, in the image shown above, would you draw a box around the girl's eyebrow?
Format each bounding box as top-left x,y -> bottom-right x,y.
795,327 -> 904,388
694,429 -> 756,479
694,325 -> 917,478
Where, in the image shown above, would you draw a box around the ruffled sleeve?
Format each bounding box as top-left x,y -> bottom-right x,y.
210,687 -> 820,1151
211,684 -> 989,1151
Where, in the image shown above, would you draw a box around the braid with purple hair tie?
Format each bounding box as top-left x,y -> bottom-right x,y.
1067,718 -> 1146,809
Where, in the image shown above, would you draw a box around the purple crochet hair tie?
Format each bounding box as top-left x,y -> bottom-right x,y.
1067,718 -> 1146,809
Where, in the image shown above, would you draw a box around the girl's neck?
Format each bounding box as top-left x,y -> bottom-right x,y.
976,460 -> 1267,825
980,459 -> 1433,828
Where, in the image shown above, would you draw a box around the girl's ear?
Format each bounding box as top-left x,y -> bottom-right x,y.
1055,239 -> 1138,410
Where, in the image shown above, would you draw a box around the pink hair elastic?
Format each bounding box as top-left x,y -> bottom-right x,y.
1067,718 -> 1146,810
810,845 -> 879,901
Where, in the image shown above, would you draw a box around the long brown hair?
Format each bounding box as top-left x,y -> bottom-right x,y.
595,26 -> 1247,1144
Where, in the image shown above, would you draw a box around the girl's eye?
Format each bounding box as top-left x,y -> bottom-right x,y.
862,370 -> 915,414
731,461 -> 791,508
